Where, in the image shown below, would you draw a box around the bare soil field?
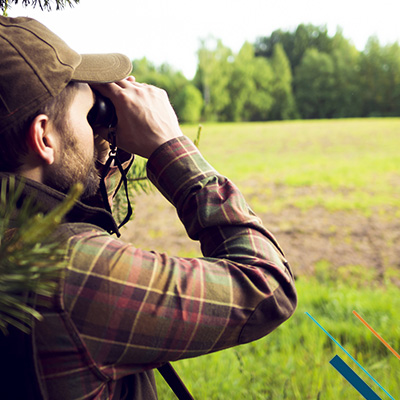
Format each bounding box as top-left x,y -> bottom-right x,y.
121,190 -> 400,285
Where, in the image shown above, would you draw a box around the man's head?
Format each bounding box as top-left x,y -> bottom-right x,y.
39,82 -> 101,199
0,16 -> 132,195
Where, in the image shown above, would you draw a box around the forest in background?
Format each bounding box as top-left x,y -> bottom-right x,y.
132,24 -> 400,123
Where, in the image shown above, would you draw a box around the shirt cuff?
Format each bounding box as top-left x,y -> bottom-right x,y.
146,136 -> 216,206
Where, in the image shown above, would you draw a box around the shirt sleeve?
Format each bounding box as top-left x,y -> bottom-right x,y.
63,136 -> 297,379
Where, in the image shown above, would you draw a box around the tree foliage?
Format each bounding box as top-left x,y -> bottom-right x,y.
254,24 -> 334,71
359,38 -> 400,117
329,30 -> 362,118
270,43 -> 297,120
194,38 -> 233,121
221,42 -> 274,121
175,84 -> 203,123
294,48 -> 336,119
1,0 -> 78,13
186,24 -> 400,121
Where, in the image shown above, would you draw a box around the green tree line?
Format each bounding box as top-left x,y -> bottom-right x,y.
133,24 -> 400,123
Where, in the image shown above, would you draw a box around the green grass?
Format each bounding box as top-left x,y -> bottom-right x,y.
149,119 -> 400,399
183,119 -> 400,215
155,277 -> 400,400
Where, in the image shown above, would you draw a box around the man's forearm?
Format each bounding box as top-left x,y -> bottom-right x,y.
147,135 -> 297,346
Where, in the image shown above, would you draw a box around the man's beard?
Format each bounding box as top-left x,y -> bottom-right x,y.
43,134 -> 100,200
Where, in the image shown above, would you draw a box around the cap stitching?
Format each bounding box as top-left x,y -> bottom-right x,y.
1,25 -> 75,96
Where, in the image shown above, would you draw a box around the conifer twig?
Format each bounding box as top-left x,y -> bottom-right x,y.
0,179 -> 83,335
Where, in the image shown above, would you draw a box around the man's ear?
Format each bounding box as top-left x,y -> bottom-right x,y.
27,114 -> 58,165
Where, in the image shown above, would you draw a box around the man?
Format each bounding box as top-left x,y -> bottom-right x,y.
0,16 -> 297,399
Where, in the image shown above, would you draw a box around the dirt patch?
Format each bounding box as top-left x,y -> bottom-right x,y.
262,207 -> 400,277
121,192 -> 201,256
121,192 -> 400,283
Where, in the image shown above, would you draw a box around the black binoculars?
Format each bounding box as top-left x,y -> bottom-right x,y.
87,91 -> 117,129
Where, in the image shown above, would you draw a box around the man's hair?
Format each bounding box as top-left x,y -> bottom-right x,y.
0,82 -> 79,173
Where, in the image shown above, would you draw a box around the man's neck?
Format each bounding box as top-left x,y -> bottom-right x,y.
17,155 -> 45,184
18,167 -> 43,183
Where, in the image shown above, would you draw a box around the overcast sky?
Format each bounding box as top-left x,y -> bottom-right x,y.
8,0 -> 400,79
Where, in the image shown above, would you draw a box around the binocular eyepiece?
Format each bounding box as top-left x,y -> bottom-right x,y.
87,91 -> 117,129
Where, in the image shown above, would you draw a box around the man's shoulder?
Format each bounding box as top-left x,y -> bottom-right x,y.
54,222 -> 129,265
55,221 -> 107,235
51,222 -> 109,246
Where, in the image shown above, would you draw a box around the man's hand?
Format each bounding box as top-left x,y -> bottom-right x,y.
91,77 -> 183,159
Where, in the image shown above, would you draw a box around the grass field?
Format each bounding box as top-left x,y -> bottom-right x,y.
183,118 -> 400,214
122,118 -> 400,399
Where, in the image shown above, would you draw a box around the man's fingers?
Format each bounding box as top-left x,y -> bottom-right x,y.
112,76 -> 138,89
91,78 -> 143,101
90,82 -> 115,98
113,76 -> 136,87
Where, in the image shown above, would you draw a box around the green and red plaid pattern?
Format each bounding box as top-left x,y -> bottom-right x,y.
33,136 -> 297,399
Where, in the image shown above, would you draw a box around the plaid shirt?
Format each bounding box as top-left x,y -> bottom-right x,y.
11,136 -> 297,399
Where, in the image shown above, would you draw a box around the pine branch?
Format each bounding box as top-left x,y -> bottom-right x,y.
0,178 -> 83,335
1,0 -> 79,14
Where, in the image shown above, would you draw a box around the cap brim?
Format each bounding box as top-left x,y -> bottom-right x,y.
72,53 -> 132,83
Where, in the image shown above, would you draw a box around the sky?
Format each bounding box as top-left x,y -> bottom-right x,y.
7,0 -> 400,79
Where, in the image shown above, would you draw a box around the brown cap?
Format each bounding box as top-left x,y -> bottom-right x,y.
0,16 -> 132,134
